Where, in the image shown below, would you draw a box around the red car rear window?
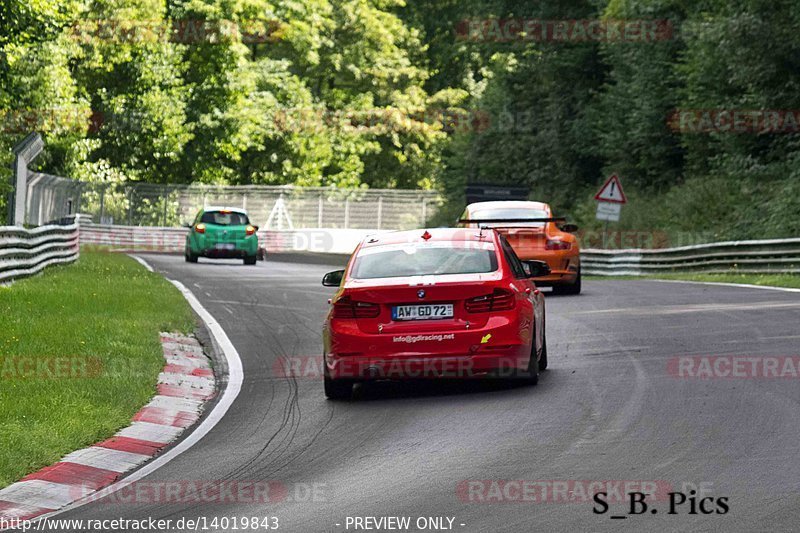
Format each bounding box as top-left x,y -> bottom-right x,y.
351,242 -> 498,279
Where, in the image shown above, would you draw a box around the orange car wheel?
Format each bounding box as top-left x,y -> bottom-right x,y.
553,268 -> 581,295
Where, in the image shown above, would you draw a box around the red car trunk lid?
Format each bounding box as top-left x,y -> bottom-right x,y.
340,273 -> 505,334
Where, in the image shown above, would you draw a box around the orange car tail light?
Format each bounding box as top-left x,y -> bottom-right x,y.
465,289 -> 515,313
333,297 -> 381,319
246,225 -> 256,236
194,223 -> 206,234
545,239 -> 571,251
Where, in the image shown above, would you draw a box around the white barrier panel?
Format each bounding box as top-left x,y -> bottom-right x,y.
261,229 -> 381,255
79,224 -> 379,256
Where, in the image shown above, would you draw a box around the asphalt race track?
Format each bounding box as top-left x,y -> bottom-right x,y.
54,254 -> 800,532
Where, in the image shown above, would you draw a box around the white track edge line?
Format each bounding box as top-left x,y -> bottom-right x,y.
128,254 -> 154,272
32,258 -> 244,521
646,278 -> 800,293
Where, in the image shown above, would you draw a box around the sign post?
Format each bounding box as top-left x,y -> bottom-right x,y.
594,174 -> 627,248
8,133 -> 44,226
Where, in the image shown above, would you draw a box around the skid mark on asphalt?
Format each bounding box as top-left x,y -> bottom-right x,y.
238,306 -> 308,480
153,292 -> 301,521
221,281 -> 332,481
554,323 -> 652,463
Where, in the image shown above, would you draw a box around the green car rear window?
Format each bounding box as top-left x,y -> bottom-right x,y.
200,211 -> 250,225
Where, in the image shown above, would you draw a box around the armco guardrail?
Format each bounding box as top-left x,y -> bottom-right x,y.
0,224 -> 80,283
582,238 -> 800,276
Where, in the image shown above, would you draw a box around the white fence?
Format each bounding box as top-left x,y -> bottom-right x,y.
582,238 -> 800,276
26,174 -> 441,230
0,224 -> 80,283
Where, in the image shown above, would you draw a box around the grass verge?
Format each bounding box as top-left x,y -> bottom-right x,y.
586,273 -> 800,289
0,251 -> 194,488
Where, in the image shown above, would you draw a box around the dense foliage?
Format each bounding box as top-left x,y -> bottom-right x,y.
2,0 -> 799,240
1,0 -> 449,194
410,0 -> 800,241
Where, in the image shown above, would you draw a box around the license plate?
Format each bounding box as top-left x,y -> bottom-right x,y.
392,304 -> 454,321
214,243 -> 235,251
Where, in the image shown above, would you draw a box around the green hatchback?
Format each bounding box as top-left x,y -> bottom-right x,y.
185,207 -> 259,265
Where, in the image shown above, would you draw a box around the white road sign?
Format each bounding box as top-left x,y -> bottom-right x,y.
596,201 -> 621,222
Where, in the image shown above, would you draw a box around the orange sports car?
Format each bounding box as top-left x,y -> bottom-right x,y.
459,201 -> 581,294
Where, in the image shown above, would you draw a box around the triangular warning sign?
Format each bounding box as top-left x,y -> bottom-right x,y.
266,195 -> 294,230
594,175 -> 627,204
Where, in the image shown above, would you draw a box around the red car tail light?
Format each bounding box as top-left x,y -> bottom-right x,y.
194,223 -> 206,234
246,225 -> 256,236
545,239 -> 571,251
333,297 -> 381,319
465,289 -> 515,313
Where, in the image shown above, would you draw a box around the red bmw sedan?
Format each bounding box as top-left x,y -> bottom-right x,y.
321,228 -> 550,400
